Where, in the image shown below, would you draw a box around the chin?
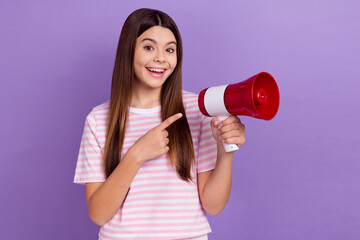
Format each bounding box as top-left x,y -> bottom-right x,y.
146,77 -> 168,88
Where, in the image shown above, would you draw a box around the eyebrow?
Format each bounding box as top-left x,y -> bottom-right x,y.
141,38 -> 177,46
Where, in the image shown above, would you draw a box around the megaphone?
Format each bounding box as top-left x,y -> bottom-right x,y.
198,72 -> 280,152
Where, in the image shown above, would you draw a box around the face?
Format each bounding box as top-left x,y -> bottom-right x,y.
133,26 -> 177,91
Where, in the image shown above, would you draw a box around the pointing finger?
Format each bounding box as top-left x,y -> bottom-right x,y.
159,113 -> 183,129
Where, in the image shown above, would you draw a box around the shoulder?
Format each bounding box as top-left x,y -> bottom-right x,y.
182,89 -> 198,98
92,100 -> 110,113
182,90 -> 205,121
182,90 -> 199,106
86,100 -> 110,123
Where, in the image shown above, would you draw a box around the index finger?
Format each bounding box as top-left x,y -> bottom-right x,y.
159,113 -> 183,129
220,115 -> 240,125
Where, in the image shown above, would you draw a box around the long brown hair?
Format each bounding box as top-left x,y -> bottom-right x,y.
103,8 -> 195,181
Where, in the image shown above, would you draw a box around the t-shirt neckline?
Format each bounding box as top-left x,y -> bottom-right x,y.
129,105 -> 161,114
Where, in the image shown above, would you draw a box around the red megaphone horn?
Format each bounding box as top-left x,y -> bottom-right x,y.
198,72 -> 280,152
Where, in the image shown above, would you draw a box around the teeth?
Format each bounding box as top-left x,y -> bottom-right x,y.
148,68 -> 164,73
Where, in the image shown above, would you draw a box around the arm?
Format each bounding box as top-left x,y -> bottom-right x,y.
86,113 -> 183,226
85,149 -> 142,226
198,116 -> 245,215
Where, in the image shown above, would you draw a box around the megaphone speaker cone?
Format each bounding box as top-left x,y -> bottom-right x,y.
223,72 -> 279,120
252,72 -> 280,120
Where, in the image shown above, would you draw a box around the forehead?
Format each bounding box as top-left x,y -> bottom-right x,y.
137,26 -> 176,44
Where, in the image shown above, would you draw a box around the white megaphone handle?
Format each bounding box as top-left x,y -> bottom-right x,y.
216,115 -> 240,152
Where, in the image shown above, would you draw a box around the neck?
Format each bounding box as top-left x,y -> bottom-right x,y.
131,86 -> 161,109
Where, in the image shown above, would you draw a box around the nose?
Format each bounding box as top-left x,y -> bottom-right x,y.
153,50 -> 165,63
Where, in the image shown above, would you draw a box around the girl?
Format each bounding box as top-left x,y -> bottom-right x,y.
74,8 -> 245,240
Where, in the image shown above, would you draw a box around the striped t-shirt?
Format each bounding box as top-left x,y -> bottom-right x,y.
74,90 -> 217,240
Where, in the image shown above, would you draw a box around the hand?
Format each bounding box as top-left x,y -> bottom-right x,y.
128,113 -> 183,163
210,115 -> 246,151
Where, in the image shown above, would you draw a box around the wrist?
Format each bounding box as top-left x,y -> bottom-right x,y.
125,146 -> 144,166
217,143 -> 234,158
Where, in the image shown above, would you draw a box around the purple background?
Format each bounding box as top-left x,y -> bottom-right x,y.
1,0 -> 359,239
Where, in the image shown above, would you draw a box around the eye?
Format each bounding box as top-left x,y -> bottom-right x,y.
166,48 -> 175,53
144,45 -> 154,51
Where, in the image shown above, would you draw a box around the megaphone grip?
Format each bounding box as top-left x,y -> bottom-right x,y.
217,115 -> 240,152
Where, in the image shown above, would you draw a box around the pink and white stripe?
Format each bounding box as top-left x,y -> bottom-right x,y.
74,90 -> 217,239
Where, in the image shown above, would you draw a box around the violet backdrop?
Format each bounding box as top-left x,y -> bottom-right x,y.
1,0 -> 359,239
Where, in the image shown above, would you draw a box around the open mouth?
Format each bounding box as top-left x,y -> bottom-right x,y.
146,67 -> 165,73
146,67 -> 166,77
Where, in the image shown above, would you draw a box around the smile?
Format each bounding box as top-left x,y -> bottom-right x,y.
146,67 -> 166,78
146,67 -> 165,73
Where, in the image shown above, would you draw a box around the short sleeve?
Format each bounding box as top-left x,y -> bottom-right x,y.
73,111 -> 106,184
196,115 -> 217,173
